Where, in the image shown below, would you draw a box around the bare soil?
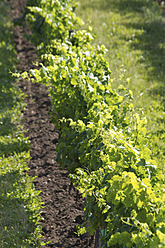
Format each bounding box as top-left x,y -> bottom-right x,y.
9,0 -> 94,247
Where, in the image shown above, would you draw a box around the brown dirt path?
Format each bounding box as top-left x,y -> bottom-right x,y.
9,0 -> 94,247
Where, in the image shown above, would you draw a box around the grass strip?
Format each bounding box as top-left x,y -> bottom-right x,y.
76,0 -> 165,170
0,1 -> 43,247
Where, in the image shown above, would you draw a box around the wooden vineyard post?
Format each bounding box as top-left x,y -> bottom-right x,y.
95,228 -> 100,248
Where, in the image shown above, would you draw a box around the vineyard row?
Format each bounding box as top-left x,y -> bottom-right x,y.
16,0 -> 165,247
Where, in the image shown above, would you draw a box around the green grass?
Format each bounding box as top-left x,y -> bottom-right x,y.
0,1 -> 43,247
76,0 -> 165,170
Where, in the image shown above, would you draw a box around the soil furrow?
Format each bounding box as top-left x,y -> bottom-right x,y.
9,0 -> 93,247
